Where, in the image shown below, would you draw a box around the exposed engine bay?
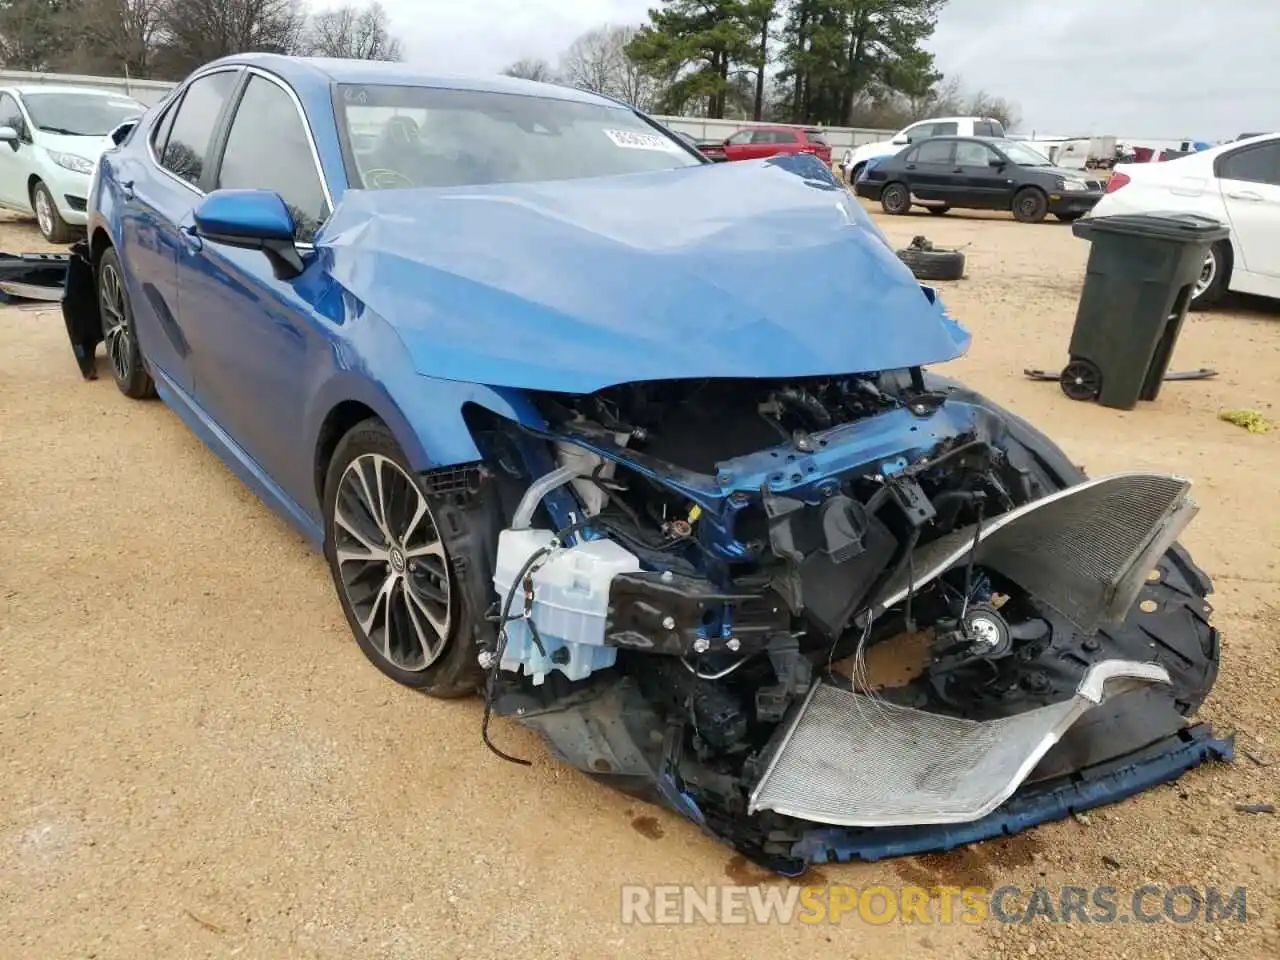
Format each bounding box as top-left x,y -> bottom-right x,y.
449,368 -> 1226,873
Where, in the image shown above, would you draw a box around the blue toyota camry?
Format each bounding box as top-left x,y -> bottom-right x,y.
62,53 -> 1224,874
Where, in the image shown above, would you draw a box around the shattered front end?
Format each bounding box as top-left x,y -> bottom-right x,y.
463,370 -> 1227,873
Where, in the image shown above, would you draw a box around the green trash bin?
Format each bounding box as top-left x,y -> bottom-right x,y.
1061,212 -> 1230,410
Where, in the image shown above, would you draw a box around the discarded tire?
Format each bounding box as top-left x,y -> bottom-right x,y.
895,236 -> 965,281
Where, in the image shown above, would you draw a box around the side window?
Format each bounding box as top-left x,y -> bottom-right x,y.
1217,143 -> 1280,186
956,141 -> 996,166
904,147 -> 919,163
772,130 -> 798,144
726,130 -> 753,145
915,140 -> 955,164
750,129 -> 776,144
0,93 -> 24,136
161,70 -> 239,186
904,122 -> 932,142
973,120 -> 1005,138
150,96 -> 180,157
217,75 -> 329,243
931,121 -> 959,136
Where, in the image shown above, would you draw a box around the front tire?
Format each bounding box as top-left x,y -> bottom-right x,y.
96,248 -> 156,399
32,180 -> 75,244
1190,240 -> 1231,310
880,182 -> 911,215
323,419 -> 482,697
1011,187 -> 1048,223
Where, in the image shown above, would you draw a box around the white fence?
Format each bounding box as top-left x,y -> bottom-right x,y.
0,68 -> 893,150
0,69 -> 175,106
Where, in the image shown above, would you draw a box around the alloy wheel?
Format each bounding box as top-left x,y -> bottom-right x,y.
35,188 -> 53,238
332,453 -> 452,672
1194,249 -> 1217,299
98,261 -> 133,381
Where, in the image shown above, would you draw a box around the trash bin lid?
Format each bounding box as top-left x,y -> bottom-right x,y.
1074,211 -> 1231,242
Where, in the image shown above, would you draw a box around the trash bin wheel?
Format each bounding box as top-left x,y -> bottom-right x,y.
1060,359 -> 1102,401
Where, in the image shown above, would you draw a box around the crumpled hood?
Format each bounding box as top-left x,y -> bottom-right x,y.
318,156 -> 970,394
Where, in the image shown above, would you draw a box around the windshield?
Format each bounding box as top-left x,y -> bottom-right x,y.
334,84 -> 703,189
1000,141 -> 1054,166
20,91 -> 146,136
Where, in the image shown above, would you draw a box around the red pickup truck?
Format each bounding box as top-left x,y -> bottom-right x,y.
698,125 -> 833,165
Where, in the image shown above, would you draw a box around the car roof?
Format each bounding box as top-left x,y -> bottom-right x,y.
200,52 -> 622,107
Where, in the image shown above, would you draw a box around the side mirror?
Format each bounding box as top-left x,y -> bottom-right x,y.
988,158 -> 1006,169
0,125 -> 18,151
891,135 -> 908,145
193,189 -> 305,280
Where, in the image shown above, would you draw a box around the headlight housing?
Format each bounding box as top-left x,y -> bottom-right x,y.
1059,178 -> 1091,192
48,150 -> 94,175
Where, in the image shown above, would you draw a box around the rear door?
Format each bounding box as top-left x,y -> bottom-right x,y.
176,70 -> 332,499
124,68 -> 241,395
903,139 -> 957,202
722,129 -> 754,161
953,139 -> 1013,208
1216,140 -> 1280,279
767,129 -> 800,157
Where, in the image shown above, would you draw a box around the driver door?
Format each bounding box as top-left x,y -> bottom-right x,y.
176,71 -> 332,502
0,92 -> 32,208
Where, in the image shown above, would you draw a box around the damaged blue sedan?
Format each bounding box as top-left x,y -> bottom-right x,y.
62,54 -> 1228,874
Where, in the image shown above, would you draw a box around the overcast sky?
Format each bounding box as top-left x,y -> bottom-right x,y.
375,0 -> 1276,140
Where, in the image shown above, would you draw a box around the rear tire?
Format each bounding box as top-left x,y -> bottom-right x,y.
1011,187 -> 1048,223
323,419 -> 483,698
880,182 -> 911,215
95,248 -> 156,399
1189,240 -> 1231,310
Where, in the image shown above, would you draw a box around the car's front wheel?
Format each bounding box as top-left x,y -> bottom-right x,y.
96,248 -> 156,399
323,419 -> 482,697
32,180 -> 75,244
1011,187 -> 1048,223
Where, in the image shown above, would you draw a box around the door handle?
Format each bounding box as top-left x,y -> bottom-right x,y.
119,179 -> 134,201
952,167 -> 964,172
178,224 -> 203,252
905,163 -> 917,170
1227,189 -> 1263,202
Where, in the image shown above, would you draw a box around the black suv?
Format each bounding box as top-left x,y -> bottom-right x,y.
854,136 -> 1106,223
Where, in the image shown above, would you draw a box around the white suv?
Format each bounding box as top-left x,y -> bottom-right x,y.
841,116 -> 1007,182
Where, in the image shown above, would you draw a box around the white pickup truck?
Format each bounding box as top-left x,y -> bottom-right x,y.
840,116 -> 1007,181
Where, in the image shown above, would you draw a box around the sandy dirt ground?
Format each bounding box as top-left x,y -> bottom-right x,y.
1,203 -> 1277,960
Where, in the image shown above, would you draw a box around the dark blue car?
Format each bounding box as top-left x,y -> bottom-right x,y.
61,54 -> 1223,874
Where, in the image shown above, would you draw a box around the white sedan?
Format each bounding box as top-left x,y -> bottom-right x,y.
1089,133 -> 1280,308
0,85 -> 146,242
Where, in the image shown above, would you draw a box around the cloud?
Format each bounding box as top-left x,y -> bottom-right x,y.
372,0 -> 1276,139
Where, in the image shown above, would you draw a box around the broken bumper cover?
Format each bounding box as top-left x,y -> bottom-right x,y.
747,660 -> 1174,827
792,722 -> 1232,867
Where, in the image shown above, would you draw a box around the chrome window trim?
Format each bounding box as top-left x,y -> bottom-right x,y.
144,64 -> 335,221
145,65 -> 241,197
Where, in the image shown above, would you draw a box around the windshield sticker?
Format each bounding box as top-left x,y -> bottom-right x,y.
604,129 -> 683,153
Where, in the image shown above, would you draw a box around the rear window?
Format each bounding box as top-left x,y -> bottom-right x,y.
974,120 -> 1006,138
804,129 -> 828,145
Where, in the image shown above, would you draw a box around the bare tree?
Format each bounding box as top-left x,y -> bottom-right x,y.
305,2 -> 402,61
0,0 -> 69,70
501,57 -> 556,82
156,0 -> 308,77
557,24 -> 661,110
65,0 -> 166,77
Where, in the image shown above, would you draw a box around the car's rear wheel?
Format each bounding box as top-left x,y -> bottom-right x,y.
322,419 -> 482,697
880,182 -> 911,215
1190,240 -> 1231,310
1011,187 -> 1048,223
32,180 -> 75,244
96,248 -> 156,399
